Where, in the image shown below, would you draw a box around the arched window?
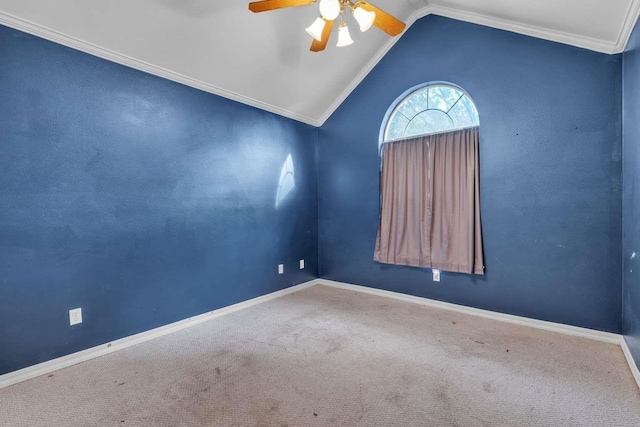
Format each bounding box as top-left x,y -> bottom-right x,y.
375,83 -> 484,276
383,84 -> 479,142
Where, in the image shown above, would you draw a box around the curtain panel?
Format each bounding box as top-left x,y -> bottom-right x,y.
374,126 -> 484,275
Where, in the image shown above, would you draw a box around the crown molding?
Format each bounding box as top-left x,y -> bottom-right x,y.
428,2 -> 640,55
317,2 -> 640,125
1,2 -> 639,129
0,11 -> 322,127
616,0 -> 640,53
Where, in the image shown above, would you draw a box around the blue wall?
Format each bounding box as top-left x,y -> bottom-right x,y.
0,25 -> 318,375
0,15 -> 632,377
623,19 -> 640,370
318,15 -> 623,333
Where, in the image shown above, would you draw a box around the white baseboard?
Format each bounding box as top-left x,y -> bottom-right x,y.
317,278 -> 640,390
3,277 -> 639,392
0,280 -> 319,389
621,338 -> 640,390
317,279 -> 621,343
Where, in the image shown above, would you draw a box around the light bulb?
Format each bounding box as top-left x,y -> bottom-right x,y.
352,6 -> 375,32
305,17 -> 326,41
336,21 -> 354,47
319,0 -> 340,21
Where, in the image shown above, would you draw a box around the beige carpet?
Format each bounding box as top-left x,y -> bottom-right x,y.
1,285 -> 639,426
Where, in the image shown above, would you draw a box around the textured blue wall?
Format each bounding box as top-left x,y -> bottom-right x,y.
623,19 -> 640,370
0,15 -> 629,377
318,15 -> 623,333
0,25 -> 318,375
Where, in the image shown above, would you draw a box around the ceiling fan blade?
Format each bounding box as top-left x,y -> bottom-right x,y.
249,0 -> 316,13
310,19 -> 335,52
359,2 -> 406,36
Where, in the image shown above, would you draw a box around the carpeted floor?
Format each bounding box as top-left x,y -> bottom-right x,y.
1,284 -> 639,426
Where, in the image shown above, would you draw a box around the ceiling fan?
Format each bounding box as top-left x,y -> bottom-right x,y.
248,0 -> 406,52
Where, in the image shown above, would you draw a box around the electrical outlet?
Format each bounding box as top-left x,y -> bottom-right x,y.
299,259 -> 305,269
432,269 -> 441,282
69,308 -> 82,326
278,264 -> 284,275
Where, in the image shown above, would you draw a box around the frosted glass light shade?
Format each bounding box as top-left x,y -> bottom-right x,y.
336,22 -> 354,47
319,0 -> 340,21
352,6 -> 375,32
305,17 -> 326,41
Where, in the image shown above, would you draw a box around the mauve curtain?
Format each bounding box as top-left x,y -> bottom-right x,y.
374,126 -> 484,275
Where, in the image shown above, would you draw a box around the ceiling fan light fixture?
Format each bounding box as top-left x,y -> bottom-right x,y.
305,17 -> 326,41
352,5 -> 375,32
319,0 -> 341,21
247,0 -> 407,53
336,21 -> 354,47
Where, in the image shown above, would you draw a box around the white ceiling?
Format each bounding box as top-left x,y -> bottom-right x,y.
0,0 -> 638,126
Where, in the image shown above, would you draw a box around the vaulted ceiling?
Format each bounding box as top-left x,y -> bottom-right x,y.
0,0 -> 638,126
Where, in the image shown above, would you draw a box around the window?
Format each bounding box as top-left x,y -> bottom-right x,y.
384,84 -> 479,142
375,83 -> 484,275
